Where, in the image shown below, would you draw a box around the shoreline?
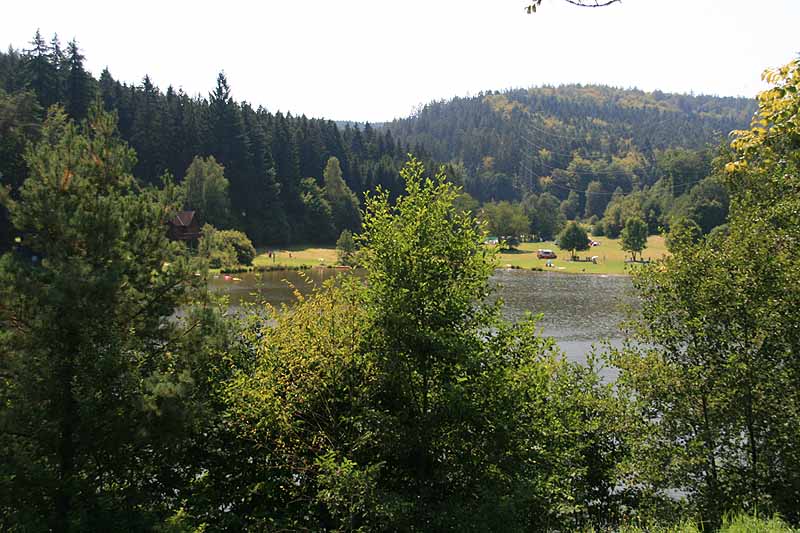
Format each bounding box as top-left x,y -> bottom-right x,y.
495,265 -> 632,277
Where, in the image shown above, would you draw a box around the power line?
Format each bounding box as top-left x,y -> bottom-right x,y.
518,117 -> 714,197
519,133 -> 643,178
535,176 -> 712,197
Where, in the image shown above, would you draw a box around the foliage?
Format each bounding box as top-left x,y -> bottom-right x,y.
300,176 -> 336,243
615,58 -> 800,527
198,224 -> 255,267
601,191 -> 644,238
620,217 -> 648,261
525,191 -> 566,240
356,157 -> 628,529
0,35 -> 423,246
665,216 -> 701,252
669,175 -> 729,235
453,190 -> 480,215
481,200 -> 529,247
0,89 -> 41,249
587,513 -> 799,533
220,228 -> 256,266
182,155 -> 231,228
324,156 -> 362,235
583,180 -> 607,219
198,224 -> 235,268
0,35 -> 749,247
557,220 -> 590,259
560,189 -> 581,219
390,85 -> 751,205
336,228 -> 357,266
0,106 -> 206,528
204,157 -> 629,530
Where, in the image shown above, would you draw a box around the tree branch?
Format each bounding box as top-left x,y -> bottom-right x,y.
527,0 -> 621,13
563,0 -> 621,6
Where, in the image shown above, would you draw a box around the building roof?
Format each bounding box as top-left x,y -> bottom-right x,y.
170,211 -> 197,227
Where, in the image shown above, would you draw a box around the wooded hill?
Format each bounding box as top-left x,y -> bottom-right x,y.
1,32 -> 755,248
389,86 -> 754,200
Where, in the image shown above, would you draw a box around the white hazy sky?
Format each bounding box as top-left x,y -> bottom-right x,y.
3,0 -> 799,122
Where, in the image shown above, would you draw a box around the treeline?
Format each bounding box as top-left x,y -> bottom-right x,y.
477,161 -> 729,248
1,58 -> 800,531
0,31 -> 426,247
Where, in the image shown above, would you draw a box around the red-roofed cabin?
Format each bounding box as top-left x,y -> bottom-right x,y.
167,211 -> 201,242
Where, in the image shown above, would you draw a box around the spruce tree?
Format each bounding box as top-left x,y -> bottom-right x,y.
130,75 -> 166,182
24,30 -> 57,109
64,39 -> 92,121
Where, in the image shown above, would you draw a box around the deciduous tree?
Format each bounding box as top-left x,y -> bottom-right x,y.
481,200 -> 529,247
620,216 -> 648,261
557,220 -> 589,259
183,155 -> 232,228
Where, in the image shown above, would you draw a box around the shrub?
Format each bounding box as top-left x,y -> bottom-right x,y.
199,224 -> 255,268
218,229 -> 256,265
336,229 -> 357,266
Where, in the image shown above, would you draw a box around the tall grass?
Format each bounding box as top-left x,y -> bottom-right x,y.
585,514 -> 797,533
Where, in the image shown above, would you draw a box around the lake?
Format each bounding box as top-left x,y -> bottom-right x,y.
210,268 -> 635,365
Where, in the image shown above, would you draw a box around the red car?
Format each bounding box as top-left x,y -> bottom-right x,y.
537,249 -> 557,259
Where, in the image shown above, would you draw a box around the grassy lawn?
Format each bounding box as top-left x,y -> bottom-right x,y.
253,245 -> 339,268
496,235 -> 668,275
250,236 -> 669,275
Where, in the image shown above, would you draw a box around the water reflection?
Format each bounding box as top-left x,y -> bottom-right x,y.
210,268 -> 635,365
492,269 -> 634,360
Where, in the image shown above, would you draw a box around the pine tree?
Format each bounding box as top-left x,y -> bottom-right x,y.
48,34 -> 66,104
130,75 -> 166,182
24,30 -> 57,109
0,106 -> 203,528
206,72 -> 253,227
97,67 -> 117,110
64,39 -> 92,121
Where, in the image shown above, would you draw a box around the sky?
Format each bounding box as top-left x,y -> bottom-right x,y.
3,0 -> 799,122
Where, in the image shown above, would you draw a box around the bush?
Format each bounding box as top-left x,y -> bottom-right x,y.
218,229 -> 256,265
199,224 -> 256,268
336,229 -> 357,266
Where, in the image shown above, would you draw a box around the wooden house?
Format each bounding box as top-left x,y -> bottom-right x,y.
167,211 -> 202,242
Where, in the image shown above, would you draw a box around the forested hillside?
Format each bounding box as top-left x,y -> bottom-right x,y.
388,87 -> 754,242
1,32 -> 754,250
390,86 -> 754,200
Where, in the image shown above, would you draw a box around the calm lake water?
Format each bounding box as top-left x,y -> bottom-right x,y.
209,268 -> 635,365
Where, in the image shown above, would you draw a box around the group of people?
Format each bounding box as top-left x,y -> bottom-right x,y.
266,250 -> 292,262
